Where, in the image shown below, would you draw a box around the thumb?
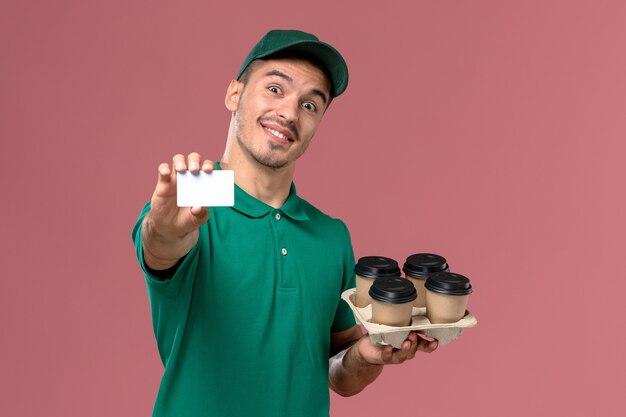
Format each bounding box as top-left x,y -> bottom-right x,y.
189,206 -> 210,227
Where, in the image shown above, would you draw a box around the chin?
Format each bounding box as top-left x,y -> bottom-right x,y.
253,154 -> 290,170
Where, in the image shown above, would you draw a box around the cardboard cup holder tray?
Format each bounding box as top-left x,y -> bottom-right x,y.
341,288 -> 478,348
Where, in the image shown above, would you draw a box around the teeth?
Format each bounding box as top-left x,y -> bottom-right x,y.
265,127 -> 288,140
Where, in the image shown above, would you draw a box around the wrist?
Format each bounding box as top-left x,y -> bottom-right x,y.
142,215 -> 193,270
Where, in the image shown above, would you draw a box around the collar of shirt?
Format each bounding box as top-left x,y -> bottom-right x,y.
215,161 -> 309,221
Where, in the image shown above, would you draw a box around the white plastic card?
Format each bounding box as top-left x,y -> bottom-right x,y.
176,170 -> 235,207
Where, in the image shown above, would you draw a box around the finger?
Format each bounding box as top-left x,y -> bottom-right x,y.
158,163 -> 171,181
381,345 -> 394,363
173,154 -> 187,172
202,160 -> 214,172
400,332 -> 417,353
408,336 -> 420,360
154,162 -> 176,197
386,333 -> 417,363
394,344 -> 414,364
407,332 -> 418,347
427,340 -> 439,352
190,207 -> 210,226
401,339 -> 412,352
416,339 -> 438,353
406,333 -> 419,359
190,206 -> 209,218
416,332 -> 435,343
188,152 -> 201,172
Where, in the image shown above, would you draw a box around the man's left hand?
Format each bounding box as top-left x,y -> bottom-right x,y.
356,331 -> 438,365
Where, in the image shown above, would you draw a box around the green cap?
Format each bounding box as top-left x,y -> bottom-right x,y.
236,29 -> 349,97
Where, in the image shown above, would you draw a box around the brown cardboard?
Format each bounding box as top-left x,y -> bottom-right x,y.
425,289 -> 469,324
370,298 -> 414,326
355,274 -> 375,307
341,288 -> 477,348
406,275 -> 427,308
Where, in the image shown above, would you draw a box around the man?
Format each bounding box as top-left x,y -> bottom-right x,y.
132,29 -> 437,417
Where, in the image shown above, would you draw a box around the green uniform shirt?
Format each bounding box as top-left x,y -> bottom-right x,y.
132,164 -> 356,417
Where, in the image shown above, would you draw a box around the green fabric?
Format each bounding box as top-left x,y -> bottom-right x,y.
132,163 -> 356,417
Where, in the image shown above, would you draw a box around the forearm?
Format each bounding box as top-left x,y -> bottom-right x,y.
329,338 -> 383,397
142,213 -> 198,270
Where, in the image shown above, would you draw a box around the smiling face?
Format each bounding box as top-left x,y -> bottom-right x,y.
225,57 -> 331,170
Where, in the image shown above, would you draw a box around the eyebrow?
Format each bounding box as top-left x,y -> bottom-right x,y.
263,69 -> 329,106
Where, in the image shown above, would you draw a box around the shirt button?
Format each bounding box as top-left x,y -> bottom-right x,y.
281,248 -> 287,256
275,213 -> 281,221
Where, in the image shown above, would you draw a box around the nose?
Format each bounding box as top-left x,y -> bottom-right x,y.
276,96 -> 299,123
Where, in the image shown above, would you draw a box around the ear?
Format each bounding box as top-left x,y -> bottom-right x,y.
225,80 -> 242,112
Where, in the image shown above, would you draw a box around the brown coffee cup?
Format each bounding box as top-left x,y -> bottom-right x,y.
354,256 -> 401,307
402,253 -> 449,308
369,277 -> 417,326
425,272 -> 473,324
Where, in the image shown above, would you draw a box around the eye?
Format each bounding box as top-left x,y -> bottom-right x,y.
268,86 -> 282,94
302,102 -> 317,112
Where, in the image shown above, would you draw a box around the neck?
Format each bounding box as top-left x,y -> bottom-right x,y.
221,121 -> 296,208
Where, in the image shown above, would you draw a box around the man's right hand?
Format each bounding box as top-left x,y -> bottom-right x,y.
142,152 -> 214,270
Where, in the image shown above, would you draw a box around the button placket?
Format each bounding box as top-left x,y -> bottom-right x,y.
277,212 -> 287,257
271,210 -> 295,290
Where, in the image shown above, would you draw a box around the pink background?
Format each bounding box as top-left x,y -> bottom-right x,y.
2,1 -> 625,416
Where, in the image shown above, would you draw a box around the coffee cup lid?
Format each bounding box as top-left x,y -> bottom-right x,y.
354,256 -> 401,279
369,277 -> 417,304
424,272 -> 473,296
402,253 -> 449,278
